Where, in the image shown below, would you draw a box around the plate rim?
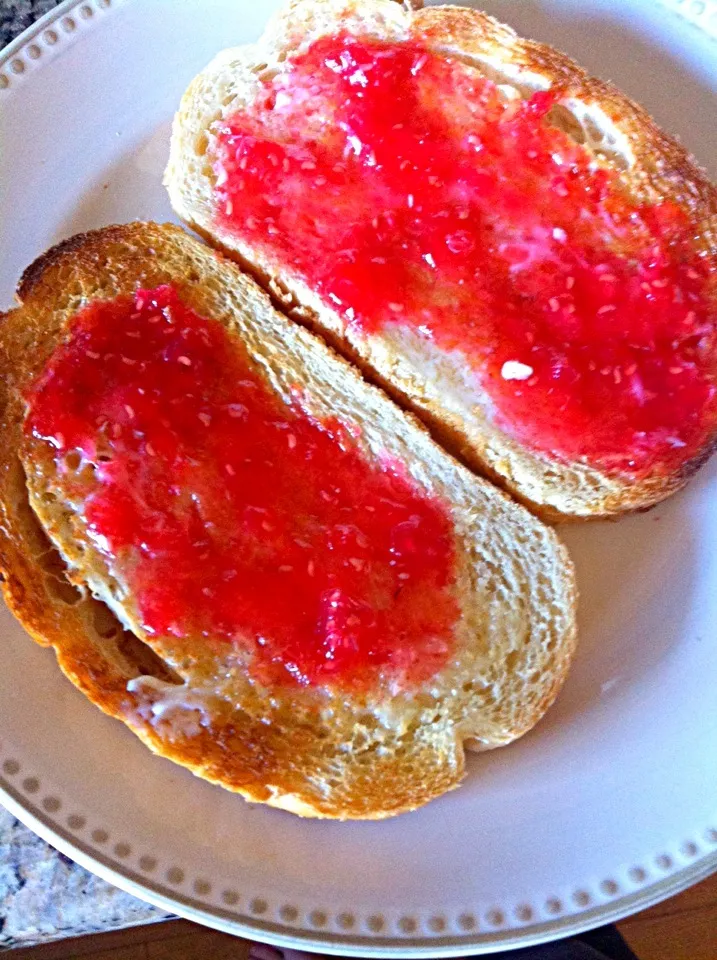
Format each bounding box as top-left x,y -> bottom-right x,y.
2,769 -> 716,958
1,0 -> 716,953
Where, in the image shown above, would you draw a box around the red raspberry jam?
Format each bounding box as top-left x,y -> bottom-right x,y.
25,285 -> 458,689
213,34 -> 717,478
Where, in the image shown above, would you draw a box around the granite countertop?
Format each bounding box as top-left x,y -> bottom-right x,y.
0,0 -> 60,46
1,0 -> 172,948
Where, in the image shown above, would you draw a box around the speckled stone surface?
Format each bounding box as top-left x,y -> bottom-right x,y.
0,809 -> 171,947
0,0 -> 172,946
0,0 -> 60,47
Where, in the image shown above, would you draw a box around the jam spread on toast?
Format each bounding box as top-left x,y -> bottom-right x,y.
214,34 -> 716,477
26,285 -> 458,688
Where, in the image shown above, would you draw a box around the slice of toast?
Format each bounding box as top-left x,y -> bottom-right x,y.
0,223 -> 576,819
165,0 -> 717,520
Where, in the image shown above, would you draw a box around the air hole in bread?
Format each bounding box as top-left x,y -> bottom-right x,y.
107,581 -> 124,602
195,132 -> 209,158
76,462 -> 96,485
255,65 -> 280,84
595,147 -> 629,172
546,103 -> 586,145
504,649 -> 520,672
116,629 -> 183,684
9,459 -> 56,556
455,56 -> 543,100
91,602 -> 122,638
89,602 -> 183,683
357,712 -> 380,731
64,450 -> 82,472
45,573 -> 83,606
413,691 -> 439,709
37,548 -> 68,577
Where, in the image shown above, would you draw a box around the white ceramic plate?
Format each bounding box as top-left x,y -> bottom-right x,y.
1,0 -> 716,954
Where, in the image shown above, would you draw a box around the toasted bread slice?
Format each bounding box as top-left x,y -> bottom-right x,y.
0,223 -> 576,819
165,0 -> 717,521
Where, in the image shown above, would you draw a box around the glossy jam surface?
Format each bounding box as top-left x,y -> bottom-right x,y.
214,34 -> 717,477
25,286 -> 458,688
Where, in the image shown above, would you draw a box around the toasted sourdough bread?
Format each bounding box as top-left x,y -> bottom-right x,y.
165,0 -> 717,521
0,223 -> 576,819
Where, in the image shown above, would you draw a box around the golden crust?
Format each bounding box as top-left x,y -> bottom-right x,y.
166,0 -> 717,521
0,222 -> 577,819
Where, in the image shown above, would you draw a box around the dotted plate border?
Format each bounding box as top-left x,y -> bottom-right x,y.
1,739 -> 716,956
1,0 -> 717,954
1,0 -> 716,91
